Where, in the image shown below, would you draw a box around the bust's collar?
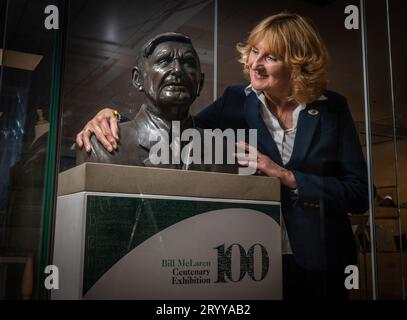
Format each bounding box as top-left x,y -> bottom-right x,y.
134,104 -> 195,150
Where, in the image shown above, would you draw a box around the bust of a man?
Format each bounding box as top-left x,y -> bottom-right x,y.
77,32 -> 236,173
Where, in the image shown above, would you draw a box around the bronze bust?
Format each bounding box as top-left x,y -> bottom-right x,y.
76,33 -> 236,173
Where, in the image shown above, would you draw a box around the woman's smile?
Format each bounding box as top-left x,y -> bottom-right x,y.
251,69 -> 269,79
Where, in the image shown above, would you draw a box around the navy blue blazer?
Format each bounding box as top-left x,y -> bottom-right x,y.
194,85 -> 369,271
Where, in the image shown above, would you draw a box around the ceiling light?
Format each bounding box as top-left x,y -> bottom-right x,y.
0,48 -> 43,71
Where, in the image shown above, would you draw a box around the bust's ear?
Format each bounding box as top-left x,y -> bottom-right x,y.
197,72 -> 205,97
132,66 -> 144,91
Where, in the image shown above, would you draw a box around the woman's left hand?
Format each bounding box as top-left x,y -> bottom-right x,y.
235,142 -> 297,189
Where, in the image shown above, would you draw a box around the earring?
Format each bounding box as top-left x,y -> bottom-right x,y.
138,85 -> 143,92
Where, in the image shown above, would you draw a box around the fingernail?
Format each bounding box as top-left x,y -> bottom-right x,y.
108,147 -> 113,152
86,147 -> 90,152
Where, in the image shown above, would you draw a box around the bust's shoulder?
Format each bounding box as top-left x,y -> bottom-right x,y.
115,120 -> 146,154
118,119 -> 137,136
76,120 -> 139,165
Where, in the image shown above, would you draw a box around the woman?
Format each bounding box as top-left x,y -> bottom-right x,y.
76,12 -> 369,300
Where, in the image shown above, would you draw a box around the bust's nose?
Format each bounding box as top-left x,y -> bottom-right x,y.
170,58 -> 183,75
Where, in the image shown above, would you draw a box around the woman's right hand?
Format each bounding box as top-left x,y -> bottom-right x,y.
76,108 -> 120,153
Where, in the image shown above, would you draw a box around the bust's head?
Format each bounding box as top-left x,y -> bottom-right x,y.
132,33 -> 204,121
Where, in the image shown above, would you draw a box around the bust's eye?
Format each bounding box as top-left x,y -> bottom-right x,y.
157,57 -> 171,66
183,57 -> 197,67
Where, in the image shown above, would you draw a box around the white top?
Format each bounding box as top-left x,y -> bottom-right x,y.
244,85 -> 328,255
256,93 -> 306,165
245,85 -> 304,254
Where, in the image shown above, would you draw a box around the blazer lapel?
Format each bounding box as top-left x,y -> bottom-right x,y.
244,92 -> 283,166
286,101 -> 323,169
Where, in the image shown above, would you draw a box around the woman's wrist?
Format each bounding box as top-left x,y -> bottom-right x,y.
279,169 -> 297,189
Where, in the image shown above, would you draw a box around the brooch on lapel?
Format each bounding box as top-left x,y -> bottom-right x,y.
308,109 -> 319,116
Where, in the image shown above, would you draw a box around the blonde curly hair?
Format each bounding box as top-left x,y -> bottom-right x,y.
236,12 -> 329,105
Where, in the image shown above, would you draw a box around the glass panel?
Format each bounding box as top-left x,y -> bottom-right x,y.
54,0 -> 218,300
0,0 -> 60,299
385,0 -> 407,299
19,0 -> 403,300
59,0 -> 215,171
218,0 -> 371,300
363,0 -> 405,299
